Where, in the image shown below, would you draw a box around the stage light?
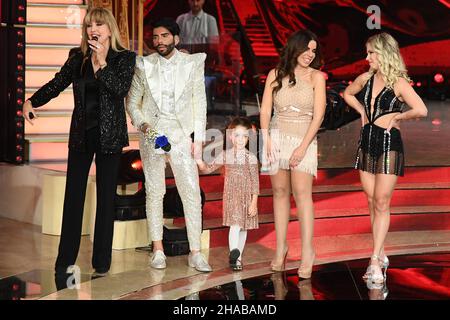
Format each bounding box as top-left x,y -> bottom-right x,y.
322,72 -> 329,80
115,150 -> 145,221
118,149 -> 144,184
432,119 -> 442,126
115,150 -> 206,223
1,5 -> 26,165
416,82 -> 422,87
131,159 -> 142,171
434,73 -> 444,83
425,73 -> 448,100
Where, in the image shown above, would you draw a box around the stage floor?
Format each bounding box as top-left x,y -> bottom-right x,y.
176,252 -> 450,300
0,217 -> 449,300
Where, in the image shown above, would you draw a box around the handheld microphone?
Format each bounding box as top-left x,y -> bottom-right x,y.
89,35 -> 99,55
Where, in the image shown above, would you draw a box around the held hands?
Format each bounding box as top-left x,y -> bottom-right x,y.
289,146 -> 306,169
196,159 -> 218,175
23,100 -> 38,125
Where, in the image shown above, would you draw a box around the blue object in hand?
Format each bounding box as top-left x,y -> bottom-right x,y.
155,135 -> 171,152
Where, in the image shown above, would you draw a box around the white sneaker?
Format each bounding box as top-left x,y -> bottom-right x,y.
188,252 -> 212,272
150,250 -> 167,269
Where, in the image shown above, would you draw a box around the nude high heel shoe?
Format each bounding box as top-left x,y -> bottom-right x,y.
271,246 -> 289,272
298,252 -> 315,279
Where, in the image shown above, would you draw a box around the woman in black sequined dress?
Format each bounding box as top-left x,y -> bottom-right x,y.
343,33 -> 427,285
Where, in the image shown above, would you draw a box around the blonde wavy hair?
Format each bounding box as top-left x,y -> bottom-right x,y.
81,7 -> 125,57
366,32 -> 411,89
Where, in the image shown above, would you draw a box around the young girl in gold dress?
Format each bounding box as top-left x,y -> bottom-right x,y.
198,117 -> 259,271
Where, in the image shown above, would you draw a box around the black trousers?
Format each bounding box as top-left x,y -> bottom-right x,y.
55,127 -> 121,273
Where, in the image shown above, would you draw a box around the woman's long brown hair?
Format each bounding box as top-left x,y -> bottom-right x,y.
272,29 -> 323,95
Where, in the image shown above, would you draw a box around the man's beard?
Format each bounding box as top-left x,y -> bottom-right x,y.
156,42 -> 176,57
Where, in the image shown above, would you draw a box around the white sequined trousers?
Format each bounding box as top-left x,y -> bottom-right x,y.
139,118 -> 203,251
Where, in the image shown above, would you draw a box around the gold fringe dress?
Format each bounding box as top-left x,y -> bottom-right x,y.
269,77 -> 317,177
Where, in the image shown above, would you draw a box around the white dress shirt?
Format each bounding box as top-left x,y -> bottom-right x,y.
176,10 -> 219,44
158,49 -> 179,119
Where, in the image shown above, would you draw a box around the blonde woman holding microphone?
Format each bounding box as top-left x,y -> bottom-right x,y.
23,7 -> 136,278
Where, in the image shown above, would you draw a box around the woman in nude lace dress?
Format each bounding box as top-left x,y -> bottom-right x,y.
260,30 -> 326,279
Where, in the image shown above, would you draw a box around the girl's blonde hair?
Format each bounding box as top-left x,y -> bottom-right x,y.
81,7 -> 125,57
366,32 -> 411,88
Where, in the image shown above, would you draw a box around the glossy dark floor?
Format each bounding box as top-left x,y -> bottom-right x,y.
181,252 -> 450,300
0,269 -> 94,300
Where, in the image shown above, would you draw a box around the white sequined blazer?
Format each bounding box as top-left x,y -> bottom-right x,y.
126,52 -> 207,142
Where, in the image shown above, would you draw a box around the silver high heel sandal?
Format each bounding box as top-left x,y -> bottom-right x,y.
363,254 -> 389,279
367,255 -> 385,284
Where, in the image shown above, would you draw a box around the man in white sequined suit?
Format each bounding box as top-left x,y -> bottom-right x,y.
126,18 -> 211,272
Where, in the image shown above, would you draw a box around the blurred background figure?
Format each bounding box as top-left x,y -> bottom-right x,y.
176,0 -> 219,45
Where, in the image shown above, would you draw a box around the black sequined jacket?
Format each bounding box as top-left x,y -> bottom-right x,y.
28,47 -> 136,154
